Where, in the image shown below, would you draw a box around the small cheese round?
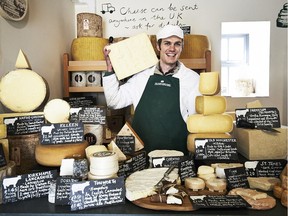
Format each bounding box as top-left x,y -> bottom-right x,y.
206,178 -> 227,192
44,99 -> 70,123
281,189 -> 288,207
89,151 -> 119,176
273,183 -> 283,199
197,165 -> 214,175
85,145 -> 108,162
184,177 -> 205,191
88,172 -> 117,180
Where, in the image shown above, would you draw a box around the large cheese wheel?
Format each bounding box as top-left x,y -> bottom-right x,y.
187,114 -> 233,133
195,96 -> 227,115
35,141 -> 89,167
187,133 -> 232,153
199,72 -> 220,95
44,99 -> 70,123
71,37 -> 108,61
0,69 -> 48,112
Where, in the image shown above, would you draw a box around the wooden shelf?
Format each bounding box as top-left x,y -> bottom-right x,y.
69,86 -> 104,93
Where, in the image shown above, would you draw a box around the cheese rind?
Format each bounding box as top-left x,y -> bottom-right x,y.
199,72 -> 220,95
0,124 -> 7,139
248,177 -> 281,191
195,96 -> 226,115
187,114 -> 233,133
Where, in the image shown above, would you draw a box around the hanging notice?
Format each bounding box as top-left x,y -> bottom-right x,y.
70,107 -> 106,125
96,0 -> 199,37
64,96 -> 96,108
244,160 -> 287,178
2,170 -> 57,203
55,177 -> 80,205
118,151 -> 146,178
195,138 -> 238,161
235,107 -> 280,128
70,177 -> 125,211
40,122 -> 84,145
178,156 -> 197,182
190,195 -> 250,209
4,115 -> 45,136
225,167 -> 249,190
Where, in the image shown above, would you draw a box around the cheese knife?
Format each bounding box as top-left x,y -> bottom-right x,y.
154,165 -> 176,190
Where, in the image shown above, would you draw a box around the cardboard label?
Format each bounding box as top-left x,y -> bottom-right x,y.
178,156 -> 197,182
2,170 -> 57,203
116,135 -> 135,154
245,160 -> 287,177
70,177 -> 125,211
64,96 -> 96,108
118,151 -> 146,178
235,107 -> 280,128
225,167 -> 249,190
40,122 -> 84,145
70,107 -> 106,125
55,177 -> 80,205
4,115 -> 45,135
195,138 -> 238,161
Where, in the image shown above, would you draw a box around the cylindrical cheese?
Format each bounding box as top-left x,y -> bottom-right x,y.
206,178 -> 227,192
35,141 -> 89,167
187,114 -> 233,133
89,151 -> 119,176
199,72 -> 220,95
44,99 -> 70,123
85,145 -> 108,162
0,69 -> 48,112
77,13 -> 102,37
184,177 -> 205,191
195,96 -> 227,115
187,133 -> 232,153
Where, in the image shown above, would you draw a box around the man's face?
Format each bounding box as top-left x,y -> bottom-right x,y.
157,36 -> 183,66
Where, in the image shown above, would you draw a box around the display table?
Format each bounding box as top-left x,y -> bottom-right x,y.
0,195 -> 286,216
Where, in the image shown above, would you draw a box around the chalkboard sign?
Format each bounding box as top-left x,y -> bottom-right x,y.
40,122 -> 84,145
190,195 -> 251,209
116,135 -> 135,154
244,160 -> 287,177
63,96 -> 96,108
4,115 -> 45,136
55,177 -> 80,205
225,167 -> 249,190
235,107 -> 280,128
118,151 -> 146,178
70,107 -> 106,125
178,156 -> 196,182
181,26 -> 191,34
0,143 -> 7,168
195,138 -> 238,161
70,177 -> 125,211
151,156 -> 183,168
2,170 -> 57,203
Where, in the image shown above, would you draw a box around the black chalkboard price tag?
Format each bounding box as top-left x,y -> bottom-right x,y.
4,115 -> 45,136
40,122 -> 84,145
0,143 -> 7,168
195,138 -> 238,161
70,177 -> 125,211
116,135 -> 135,154
235,107 -> 280,128
190,195 -> 251,209
225,167 -> 249,190
118,151 -> 146,178
244,160 -> 287,177
55,177 -> 80,205
2,170 -> 57,203
178,156 -> 196,182
64,96 -> 96,108
151,156 -> 183,168
70,107 -> 106,125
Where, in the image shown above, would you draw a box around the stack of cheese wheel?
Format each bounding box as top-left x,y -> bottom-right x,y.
187,72 -> 234,154
88,151 -> 119,180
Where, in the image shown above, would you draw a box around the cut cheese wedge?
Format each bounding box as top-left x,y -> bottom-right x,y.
117,122 -> 144,151
0,124 -> 7,139
44,99 -> 70,123
107,140 -> 127,161
195,96 -> 226,115
35,141 -> 89,167
0,69 -> 48,112
187,133 -> 232,153
187,114 -> 233,133
199,72 -> 220,95
15,49 -> 31,69
248,177 -> 281,191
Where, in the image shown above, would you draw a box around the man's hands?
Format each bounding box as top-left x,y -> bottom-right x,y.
103,46 -> 114,72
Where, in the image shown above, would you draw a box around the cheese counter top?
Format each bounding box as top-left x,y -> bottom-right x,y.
0,195 -> 286,216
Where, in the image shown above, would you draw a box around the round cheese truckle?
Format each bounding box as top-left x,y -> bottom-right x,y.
44,99 -> 70,123
195,96 -> 227,115
199,72 -> 220,95
187,114 -> 233,133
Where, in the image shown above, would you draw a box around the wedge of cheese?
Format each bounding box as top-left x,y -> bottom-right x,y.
44,99 -> 70,123
187,114 -> 233,133
0,69 -> 48,112
199,72 -> 220,95
248,177 -> 281,191
0,124 -> 7,139
195,96 -> 227,115
187,133 -> 232,153
117,122 -> 144,152
107,140 -> 127,161
15,49 -> 31,69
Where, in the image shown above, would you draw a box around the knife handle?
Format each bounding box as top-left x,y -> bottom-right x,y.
237,119 -> 255,129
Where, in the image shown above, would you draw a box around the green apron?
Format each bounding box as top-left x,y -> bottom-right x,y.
132,74 -> 188,154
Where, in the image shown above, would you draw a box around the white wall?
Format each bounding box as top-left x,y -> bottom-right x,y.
0,0 -> 287,125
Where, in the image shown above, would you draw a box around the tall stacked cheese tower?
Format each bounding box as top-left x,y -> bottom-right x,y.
187,72 -> 234,154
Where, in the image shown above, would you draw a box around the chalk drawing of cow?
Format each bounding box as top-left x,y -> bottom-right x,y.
41,124 -> 55,135
235,109 -> 249,118
152,157 -> 165,167
70,107 -> 83,115
2,175 -> 22,190
245,161 -> 259,170
71,181 -> 90,194
189,195 -> 206,201
4,117 -> 18,125
195,139 -> 208,148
